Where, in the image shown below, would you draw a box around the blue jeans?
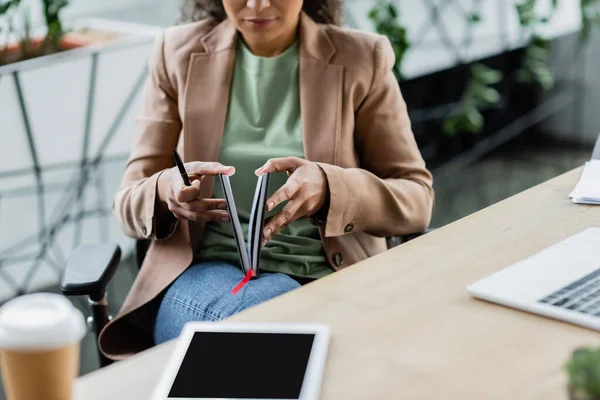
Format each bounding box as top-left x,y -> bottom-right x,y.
153,261 -> 301,344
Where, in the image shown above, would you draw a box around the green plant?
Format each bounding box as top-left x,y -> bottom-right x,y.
0,0 -> 69,66
444,63 -> 503,135
515,0 -> 559,90
0,0 -> 19,15
443,0 -> 504,136
518,34 -> 554,89
565,347 -> 600,400
0,0 -> 20,63
368,0 -> 409,80
42,0 -> 68,51
368,0 -> 600,136
581,0 -> 600,42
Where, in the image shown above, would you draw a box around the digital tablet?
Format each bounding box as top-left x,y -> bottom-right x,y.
151,322 -> 330,400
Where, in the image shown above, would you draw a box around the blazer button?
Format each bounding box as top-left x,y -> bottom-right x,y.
344,224 -> 354,233
332,252 -> 343,267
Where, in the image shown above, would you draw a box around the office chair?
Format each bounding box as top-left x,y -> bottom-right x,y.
60,232 -> 430,368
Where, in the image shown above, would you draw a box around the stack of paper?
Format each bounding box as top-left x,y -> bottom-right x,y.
570,160 -> 600,204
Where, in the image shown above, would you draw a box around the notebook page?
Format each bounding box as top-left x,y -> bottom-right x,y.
248,174 -> 269,275
247,175 -> 262,273
220,175 -> 251,273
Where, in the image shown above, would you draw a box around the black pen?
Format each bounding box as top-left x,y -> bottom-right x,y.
172,149 -> 192,186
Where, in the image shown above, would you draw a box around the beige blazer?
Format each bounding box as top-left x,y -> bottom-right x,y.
99,12 -> 434,360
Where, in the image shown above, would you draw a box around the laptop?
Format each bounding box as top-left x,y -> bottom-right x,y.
467,228 -> 600,331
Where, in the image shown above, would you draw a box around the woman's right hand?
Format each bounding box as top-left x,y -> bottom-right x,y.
157,161 -> 235,222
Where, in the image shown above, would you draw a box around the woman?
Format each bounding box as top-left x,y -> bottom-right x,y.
98,0 -> 434,359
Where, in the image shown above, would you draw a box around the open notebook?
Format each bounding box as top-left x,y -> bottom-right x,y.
219,173 -> 270,278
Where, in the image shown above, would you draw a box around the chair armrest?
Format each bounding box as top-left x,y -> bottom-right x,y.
387,228 -> 435,249
386,236 -> 403,249
60,243 -> 121,300
401,228 -> 435,243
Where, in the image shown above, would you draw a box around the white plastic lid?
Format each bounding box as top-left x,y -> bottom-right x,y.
0,293 -> 86,350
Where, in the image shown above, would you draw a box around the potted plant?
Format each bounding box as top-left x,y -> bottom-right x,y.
565,346 -> 600,400
1,0 -> 111,65
0,0 -> 161,66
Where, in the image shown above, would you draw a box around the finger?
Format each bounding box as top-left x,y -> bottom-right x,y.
170,207 -> 230,222
265,178 -> 303,212
197,210 -> 230,222
255,157 -> 303,175
171,184 -> 183,204
169,205 -> 198,222
189,175 -> 204,186
185,161 -> 235,177
181,198 -> 227,212
177,184 -> 201,203
167,183 -> 176,203
262,200 -> 303,246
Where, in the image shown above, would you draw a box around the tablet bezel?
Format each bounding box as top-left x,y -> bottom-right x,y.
152,322 -> 330,400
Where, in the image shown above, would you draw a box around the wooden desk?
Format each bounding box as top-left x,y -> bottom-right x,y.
75,167 -> 600,400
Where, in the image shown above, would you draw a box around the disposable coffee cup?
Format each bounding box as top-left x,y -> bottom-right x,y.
0,293 -> 86,400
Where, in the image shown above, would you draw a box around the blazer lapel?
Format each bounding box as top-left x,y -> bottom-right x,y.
299,13 -> 343,165
183,19 -> 237,197
183,20 -> 237,252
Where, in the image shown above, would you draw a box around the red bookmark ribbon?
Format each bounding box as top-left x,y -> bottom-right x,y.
232,270 -> 254,294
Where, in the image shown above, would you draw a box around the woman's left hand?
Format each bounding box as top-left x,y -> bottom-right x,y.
255,157 -> 328,247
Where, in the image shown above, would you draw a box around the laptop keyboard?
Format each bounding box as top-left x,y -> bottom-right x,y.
539,268 -> 600,316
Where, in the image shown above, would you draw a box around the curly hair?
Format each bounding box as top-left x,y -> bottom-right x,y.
180,0 -> 342,26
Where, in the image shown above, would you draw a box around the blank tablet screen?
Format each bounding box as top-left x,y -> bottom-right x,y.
168,332 -> 315,399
